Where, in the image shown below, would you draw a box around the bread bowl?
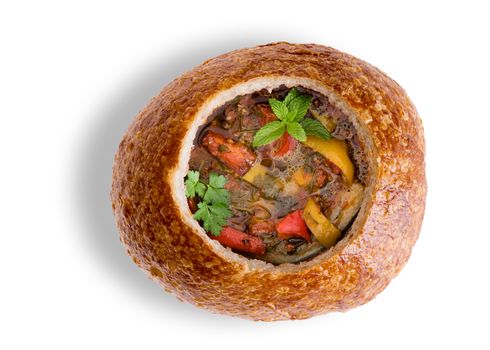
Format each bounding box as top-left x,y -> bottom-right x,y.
111,42 -> 426,321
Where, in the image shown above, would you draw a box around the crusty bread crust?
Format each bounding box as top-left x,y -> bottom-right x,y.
111,42 -> 426,321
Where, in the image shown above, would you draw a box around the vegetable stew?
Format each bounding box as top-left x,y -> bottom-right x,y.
185,86 -> 368,264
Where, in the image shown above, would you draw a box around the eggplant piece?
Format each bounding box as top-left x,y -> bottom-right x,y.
257,239 -> 325,265
329,182 -> 364,231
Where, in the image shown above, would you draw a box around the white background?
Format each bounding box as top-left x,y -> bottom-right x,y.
1,1 -> 489,349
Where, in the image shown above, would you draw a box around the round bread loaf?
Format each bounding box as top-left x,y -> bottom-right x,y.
111,42 -> 426,321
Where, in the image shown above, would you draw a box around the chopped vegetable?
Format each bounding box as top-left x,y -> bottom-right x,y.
252,205 -> 271,220
276,210 -> 311,242
302,198 -> 341,248
213,226 -> 266,255
313,167 -> 329,188
310,109 -> 337,132
249,220 -> 275,236
260,158 -> 273,167
202,131 -> 256,176
256,104 -> 277,125
187,197 -> 198,213
273,132 -> 296,157
240,111 -> 262,131
330,183 -> 364,230
303,136 -> 354,184
292,168 -> 312,187
242,163 -> 269,184
281,180 -> 302,197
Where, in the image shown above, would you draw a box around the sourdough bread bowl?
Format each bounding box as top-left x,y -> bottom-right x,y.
111,42 -> 426,321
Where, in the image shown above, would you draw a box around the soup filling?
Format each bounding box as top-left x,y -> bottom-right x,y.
184,86 -> 368,264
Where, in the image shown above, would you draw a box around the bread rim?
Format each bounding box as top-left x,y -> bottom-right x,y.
111,42 -> 427,321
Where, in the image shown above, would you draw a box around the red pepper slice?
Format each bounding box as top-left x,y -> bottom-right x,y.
213,226 -> 266,255
273,133 -> 297,157
276,210 -> 311,242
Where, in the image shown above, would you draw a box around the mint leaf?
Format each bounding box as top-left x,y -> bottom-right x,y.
283,88 -> 300,107
268,99 -> 288,120
286,122 -> 307,142
301,118 -> 331,140
288,95 -> 312,121
284,109 -> 298,122
252,88 -> 313,148
252,121 -> 286,147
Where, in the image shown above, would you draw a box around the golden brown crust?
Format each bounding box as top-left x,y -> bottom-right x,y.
111,42 -> 426,321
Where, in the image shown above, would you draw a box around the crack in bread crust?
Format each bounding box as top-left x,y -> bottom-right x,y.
111,42 -> 426,321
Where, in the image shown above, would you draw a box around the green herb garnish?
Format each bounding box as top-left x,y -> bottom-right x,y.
185,171 -> 231,236
252,88 -> 331,147
300,118 -> 332,140
184,170 -> 206,198
194,202 -> 230,236
203,173 -> 230,205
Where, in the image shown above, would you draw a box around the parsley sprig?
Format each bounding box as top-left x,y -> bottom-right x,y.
185,171 -> 231,236
252,88 -> 331,147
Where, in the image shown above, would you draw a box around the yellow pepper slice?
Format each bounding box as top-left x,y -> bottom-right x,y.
303,136 -> 354,184
242,163 -> 269,184
302,198 -> 341,248
310,109 -> 337,132
292,168 -> 312,187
